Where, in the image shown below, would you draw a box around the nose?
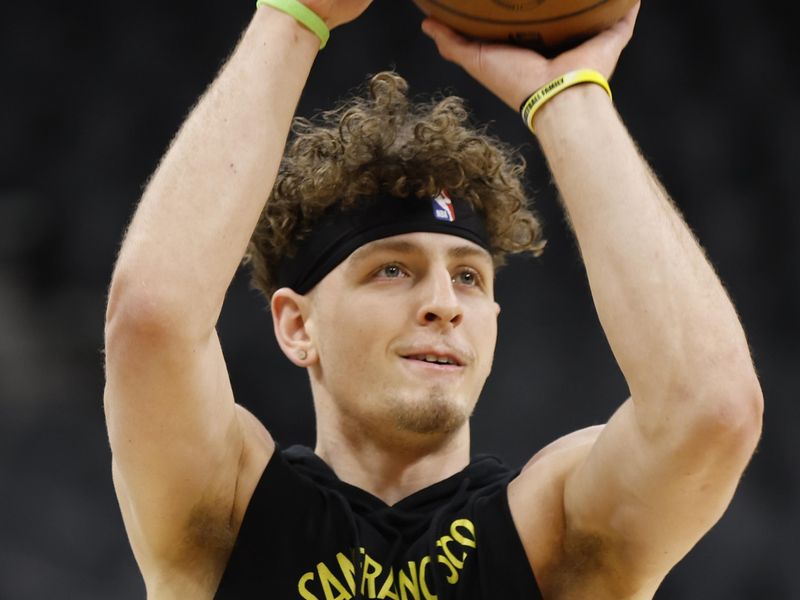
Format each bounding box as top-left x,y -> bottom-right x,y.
416,266 -> 463,328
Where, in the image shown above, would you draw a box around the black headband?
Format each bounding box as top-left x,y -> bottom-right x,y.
276,192 -> 490,294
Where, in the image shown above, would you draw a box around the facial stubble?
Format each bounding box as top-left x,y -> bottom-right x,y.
388,384 -> 472,435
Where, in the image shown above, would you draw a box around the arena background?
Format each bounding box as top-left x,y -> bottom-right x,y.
1,1 -> 797,598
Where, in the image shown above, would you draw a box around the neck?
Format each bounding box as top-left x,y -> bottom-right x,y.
314,420 -> 471,506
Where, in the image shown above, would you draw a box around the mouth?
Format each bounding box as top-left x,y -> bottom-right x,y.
403,354 -> 463,367
401,351 -> 465,368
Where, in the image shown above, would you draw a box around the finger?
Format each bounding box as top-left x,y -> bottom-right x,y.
566,1 -> 639,78
609,1 -> 640,42
421,18 -> 480,69
622,1 -> 642,28
607,0 -> 640,43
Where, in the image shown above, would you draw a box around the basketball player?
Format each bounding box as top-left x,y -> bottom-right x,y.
103,1 -> 762,598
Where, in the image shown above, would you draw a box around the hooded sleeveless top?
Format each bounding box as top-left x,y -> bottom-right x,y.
215,445 -> 542,599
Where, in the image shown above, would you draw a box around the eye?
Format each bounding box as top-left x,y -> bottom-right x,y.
452,268 -> 481,287
375,263 -> 408,279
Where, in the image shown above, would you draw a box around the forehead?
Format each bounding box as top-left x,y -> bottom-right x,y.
344,232 -> 493,267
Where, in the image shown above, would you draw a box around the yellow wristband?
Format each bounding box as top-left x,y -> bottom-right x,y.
256,0 -> 330,49
520,69 -> 612,134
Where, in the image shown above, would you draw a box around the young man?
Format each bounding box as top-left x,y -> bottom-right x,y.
103,1 -> 762,598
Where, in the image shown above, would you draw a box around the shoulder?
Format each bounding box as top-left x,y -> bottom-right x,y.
511,425 -> 604,502
229,404 -> 276,527
522,425 -> 605,473
508,424 -> 604,525
129,404 -> 275,597
507,426 -> 605,592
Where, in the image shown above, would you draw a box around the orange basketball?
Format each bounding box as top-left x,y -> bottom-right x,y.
412,0 -> 638,52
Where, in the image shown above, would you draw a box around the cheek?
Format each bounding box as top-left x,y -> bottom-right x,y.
471,306 -> 499,368
315,298 -> 391,373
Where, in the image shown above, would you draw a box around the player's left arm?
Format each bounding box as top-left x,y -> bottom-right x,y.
424,4 -> 763,594
535,94 -> 763,588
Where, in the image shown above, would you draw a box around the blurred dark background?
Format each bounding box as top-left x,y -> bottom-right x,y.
0,1 -> 797,598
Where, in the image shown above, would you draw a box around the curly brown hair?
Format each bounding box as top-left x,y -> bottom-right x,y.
245,71 -> 545,300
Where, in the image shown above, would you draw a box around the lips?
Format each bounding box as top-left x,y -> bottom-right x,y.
406,353 -> 461,366
398,346 -> 469,367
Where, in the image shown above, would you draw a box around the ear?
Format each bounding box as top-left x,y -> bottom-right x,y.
271,288 -> 316,368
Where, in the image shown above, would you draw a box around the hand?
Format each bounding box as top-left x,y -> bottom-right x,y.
303,0 -> 374,29
421,2 -> 640,110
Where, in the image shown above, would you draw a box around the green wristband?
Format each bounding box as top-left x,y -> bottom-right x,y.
256,0 -> 330,49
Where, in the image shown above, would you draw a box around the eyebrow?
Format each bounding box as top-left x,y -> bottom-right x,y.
346,238 -> 492,269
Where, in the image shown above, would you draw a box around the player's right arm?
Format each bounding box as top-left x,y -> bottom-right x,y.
103,1 -> 369,588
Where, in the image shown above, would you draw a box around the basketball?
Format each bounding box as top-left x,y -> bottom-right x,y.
412,0 -> 638,52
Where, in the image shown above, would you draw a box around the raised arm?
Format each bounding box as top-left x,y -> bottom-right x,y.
103,1 -> 369,589
424,5 -> 763,596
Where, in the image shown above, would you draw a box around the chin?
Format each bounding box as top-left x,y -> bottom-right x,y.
388,387 -> 472,435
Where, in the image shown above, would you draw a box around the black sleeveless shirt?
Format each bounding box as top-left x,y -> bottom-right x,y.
215,445 -> 542,599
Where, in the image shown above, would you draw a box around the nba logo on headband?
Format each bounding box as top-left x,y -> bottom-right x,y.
432,191 -> 456,222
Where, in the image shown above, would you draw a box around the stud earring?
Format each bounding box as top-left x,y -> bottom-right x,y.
297,349 -> 308,361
